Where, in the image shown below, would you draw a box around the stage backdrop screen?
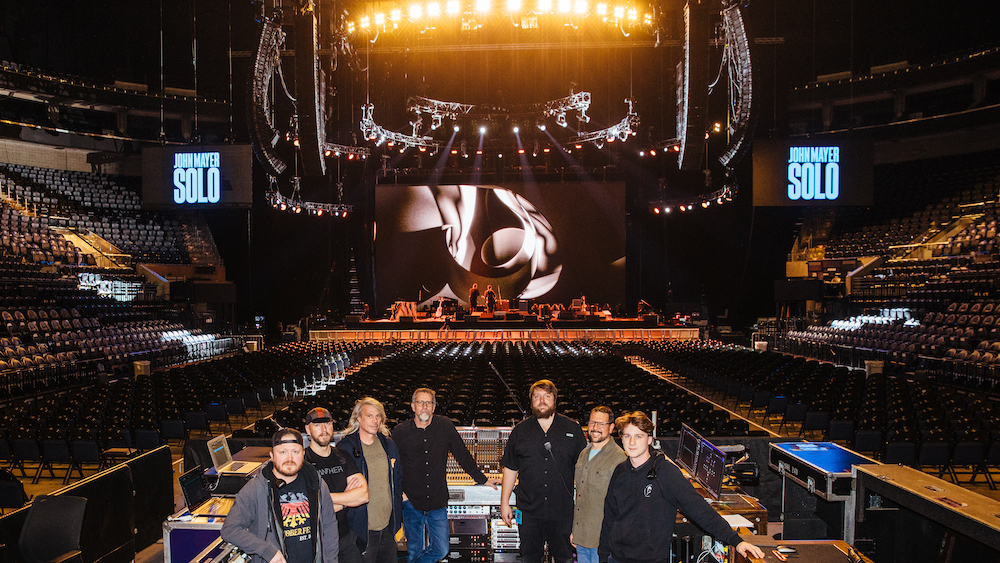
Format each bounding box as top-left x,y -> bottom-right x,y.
753,138 -> 873,207
375,182 -> 625,312
141,145 -> 253,209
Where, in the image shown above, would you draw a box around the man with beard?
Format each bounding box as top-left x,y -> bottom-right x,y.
571,406 -> 626,563
500,380 -> 586,563
338,398 -> 405,563
600,412 -> 765,563
393,388 -> 500,563
304,407 -> 370,563
222,429 -> 339,563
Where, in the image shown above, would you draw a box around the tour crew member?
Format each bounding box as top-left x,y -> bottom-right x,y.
304,407 -> 370,563
469,284 -> 480,313
221,429 -> 339,563
338,398 -> 405,563
571,406 -> 626,563
600,412 -> 765,563
394,388 -> 501,563
485,285 -> 497,313
500,379 -> 587,563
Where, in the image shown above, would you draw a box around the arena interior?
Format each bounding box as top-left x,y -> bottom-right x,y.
1,1 -> 1000,563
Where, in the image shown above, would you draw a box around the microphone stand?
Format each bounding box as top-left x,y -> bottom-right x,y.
489,361 -> 526,420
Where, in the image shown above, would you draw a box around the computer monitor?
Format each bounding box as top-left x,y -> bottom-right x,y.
676,423 -> 701,473
693,438 -> 726,499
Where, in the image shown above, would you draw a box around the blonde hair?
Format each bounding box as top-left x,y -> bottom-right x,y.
345,397 -> 391,437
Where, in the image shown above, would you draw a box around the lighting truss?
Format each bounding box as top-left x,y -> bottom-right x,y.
322,142 -> 370,158
407,96 -> 475,121
571,98 -> 638,145
360,103 -> 443,149
648,185 -> 735,213
267,187 -> 355,216
538,91 -> 591,124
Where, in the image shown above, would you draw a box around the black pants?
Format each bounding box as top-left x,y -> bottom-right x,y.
361,523 -> 398,563
519,513 -> 573,563
340,530 -> 362,563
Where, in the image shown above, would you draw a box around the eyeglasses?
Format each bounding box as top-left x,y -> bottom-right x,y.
413,400 -> 435,407
587,421 -> 609,427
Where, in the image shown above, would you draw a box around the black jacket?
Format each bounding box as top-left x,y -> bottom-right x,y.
337,431 -> 404,552
600,451 -> 741,563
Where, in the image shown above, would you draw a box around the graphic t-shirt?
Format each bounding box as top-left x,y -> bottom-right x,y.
305,446 -> 361,537
279,477 -> 313,563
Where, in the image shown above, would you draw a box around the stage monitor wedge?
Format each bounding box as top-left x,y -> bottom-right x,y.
753,138 -> 874,207
142,145 -> 253,209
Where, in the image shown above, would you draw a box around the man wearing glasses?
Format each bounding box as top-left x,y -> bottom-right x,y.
393,388 -> 500,563
572,406 -> 626,563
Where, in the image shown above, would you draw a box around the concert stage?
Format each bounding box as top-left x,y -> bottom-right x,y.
311,318 -> 700,342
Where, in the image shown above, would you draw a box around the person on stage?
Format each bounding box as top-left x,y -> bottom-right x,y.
469,284 -> 480,313
485,285 -> 497,313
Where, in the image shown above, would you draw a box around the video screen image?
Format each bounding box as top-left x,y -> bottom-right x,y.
375,182 -> 625,312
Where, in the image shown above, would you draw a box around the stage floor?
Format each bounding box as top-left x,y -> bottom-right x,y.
311,320 -> 700,341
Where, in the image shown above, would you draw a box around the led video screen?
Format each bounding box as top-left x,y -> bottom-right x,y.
141,145 -> 253,209
753,138 -> 874,207
375,182 -> 625,312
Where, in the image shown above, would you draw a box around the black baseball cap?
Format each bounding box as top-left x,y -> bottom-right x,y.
305,407 -> 333,424
272,428 -> 304,447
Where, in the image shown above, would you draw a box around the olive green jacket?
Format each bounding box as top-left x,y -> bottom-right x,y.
571,440 -> 627,548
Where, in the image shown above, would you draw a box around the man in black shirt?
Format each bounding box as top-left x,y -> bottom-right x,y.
500,379 -> 586,563
600,412 -> 765,563
394,388 -> 499,563
304,407 -> 370,563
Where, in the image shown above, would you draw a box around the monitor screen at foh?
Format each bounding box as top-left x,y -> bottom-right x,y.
676,423 -> 701,473
693,438 -> 726,499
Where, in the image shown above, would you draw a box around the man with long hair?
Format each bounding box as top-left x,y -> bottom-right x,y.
338,398 -> 404,563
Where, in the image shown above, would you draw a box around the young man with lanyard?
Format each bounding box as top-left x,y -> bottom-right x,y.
221,428 -> 339,563
600,412 -> 765,563
303,407 -> 370,563
571,406 -> 626,563
338,397 -> 405,563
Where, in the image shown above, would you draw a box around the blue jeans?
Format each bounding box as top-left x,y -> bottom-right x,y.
402,502 -> 450,563
576,547 -> 598,563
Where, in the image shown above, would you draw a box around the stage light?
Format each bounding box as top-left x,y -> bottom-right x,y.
672,144 -> 680,152
537,0 -> 552,10
575,144 -> 583,149
702,201 -> 709,208
479,125 -> 487,135
426,1 -> 440,15
717,197 -> 724,205
556,112 -> 568,127
317,209 -> 324,217
446,0 -> 460,13
543,147 -> 550,153
360,16 -> 370,28
419,146 -> 427,152
628,7 -> 637,19
292,137 -> 300,147
558,0 -> 570,12
649,149 -> 656,156
476,150 -> 483,155
400,148 -> 405,153
713,122 -> 722,133
348,153 -> 355,160
653,207 -> 660,214
498,153 -> 503,158
679,205 -> 686,212
613,5 -> 624,18
342,211 -> 348,218
533,141 -> 540,157
279,202 -> 287,211
536,120 -> 546,131
508,0 -> 521,10
410,4 -> 423,17
294,206 -> 301,213
596,2 -> 606,14
513,126 -> 520,133
454,125 -> 460,132
324,149 -> 332,156
387,140 -> 395,147
639,150 -> 645,157
461,140 -> 468,157
664,207 -> 671,213
451,149 -> 458,154
574,0 -> 586,14
518,149 -> 525,154
391,9 -> 402,20
476,0 -> 490,13
375,12 -> 385,24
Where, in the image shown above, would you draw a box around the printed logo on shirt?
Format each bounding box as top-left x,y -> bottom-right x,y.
566,433 -> 575,437
280,491 -> 312,540
644,484 -> 652,498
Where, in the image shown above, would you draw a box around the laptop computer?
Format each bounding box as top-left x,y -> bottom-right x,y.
178,466 -> 235,517
207,434 -> 262,475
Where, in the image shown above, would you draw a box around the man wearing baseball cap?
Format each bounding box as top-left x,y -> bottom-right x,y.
304,407 -> 370,563
222,429 -> 339,563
